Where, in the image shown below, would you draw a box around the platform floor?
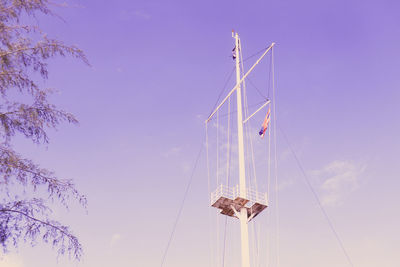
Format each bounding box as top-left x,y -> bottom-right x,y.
211,195 -> 267,221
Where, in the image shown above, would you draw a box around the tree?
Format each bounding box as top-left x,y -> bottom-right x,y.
0,0 -> 88,260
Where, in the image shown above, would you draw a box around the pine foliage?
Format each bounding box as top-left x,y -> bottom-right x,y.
0,0 -> 87,260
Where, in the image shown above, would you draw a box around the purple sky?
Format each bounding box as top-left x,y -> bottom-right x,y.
1,0 -> 400,266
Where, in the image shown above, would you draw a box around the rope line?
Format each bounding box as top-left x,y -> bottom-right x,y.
242,46 -> 271,63
241,45 -> 262,267
206,124 -> 216,267
267,52 -> 273,98
205,42 -> 276,267
221,94 -> 231,267
240,43 -> 253,190
278,126 -> 354,267
208,67 -> 235,119
271,47 -> 281,267
216,110 -> 220,266
247,77 -> 269,100
217,110 -> 220,186
226,97 -> 231,187
208,100 -> 268,122
251,219 -> 257,266
208,43 -> 272,120
160,140 -> 204,267
266,46 -> 273,267
221,217 -> 228,267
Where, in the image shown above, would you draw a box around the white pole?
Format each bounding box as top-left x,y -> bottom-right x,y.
240,209 -> 251,267
243,100 -> 271,124
234,32 -> 251,267
234,32 -> 246,200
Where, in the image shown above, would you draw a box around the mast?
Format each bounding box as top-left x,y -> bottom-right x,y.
234,32 -> 251,267
208,32 -> 272,267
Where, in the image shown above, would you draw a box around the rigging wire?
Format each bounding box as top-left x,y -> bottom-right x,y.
242,45 -> 273,100
226,98 -> 231,189
205,42 -> 276,267
217,110 -> 220,186
208,67 -> 235,119
241,46 -> 260,266
241,42 -> 260,224
240,42 -> 253,189
244,92 -> 259,194
243,48 -> 259,267
221,94 -> 232,267
242,46 -> 271,63
278,125 -> 355,267
206,123 -> 215,267
221,217 -> 228,267
265,51 -> 273,99
266,51 -> 273,267
209,44 -> 271,120
251,220 -> 257,266
247,77 -> 269,100
208,100 -> 267,122
161,43 -> 275,267
160,139 -> 204,267
216,110 -> 220,266
271,46 -> 281,267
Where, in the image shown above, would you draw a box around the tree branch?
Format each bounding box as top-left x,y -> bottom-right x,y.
0,208 -> 73,240
0,43 -> 70,57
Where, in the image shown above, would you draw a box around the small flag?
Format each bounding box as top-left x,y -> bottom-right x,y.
259,107 -> 271,138
232,46 -> 236,60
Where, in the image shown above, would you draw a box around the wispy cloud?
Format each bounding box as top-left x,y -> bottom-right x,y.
134,10 -> 151,20
0,254 -> 24,267
110,233 -> 122,247
196,114 -> 205,122
278,179 -> 295,191
162,146 -> 182,158
312,160 -> 366,206
119,10 -> 151,21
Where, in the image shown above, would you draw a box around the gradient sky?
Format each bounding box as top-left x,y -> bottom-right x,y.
1,0 -> 399,266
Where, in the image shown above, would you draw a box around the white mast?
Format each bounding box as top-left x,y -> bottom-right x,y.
208,32 -> 273,267
234,32 -> 251,267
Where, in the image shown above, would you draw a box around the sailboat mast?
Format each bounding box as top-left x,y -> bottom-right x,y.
209,33 -> 272,267
234,32 -> 251,267
234,32 -> 246,200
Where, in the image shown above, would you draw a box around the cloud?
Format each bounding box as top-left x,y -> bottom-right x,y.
110,233 -> 122,247
278,179 -> 294,191
196,114 -> 205,121
312,160 -> 366,206
162,146 -> 182,158
0,254 -> 24,267
134,10 -> 151,20
119,10 -> 151,21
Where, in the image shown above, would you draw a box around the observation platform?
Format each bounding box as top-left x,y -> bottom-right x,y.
211,184 -> 268,222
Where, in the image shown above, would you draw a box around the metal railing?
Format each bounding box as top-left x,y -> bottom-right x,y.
210,184 -> 238,205
211,184 -> 268,206
245,187 -> 268,206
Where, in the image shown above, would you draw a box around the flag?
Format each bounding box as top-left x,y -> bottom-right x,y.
232,46 -> 236,60
259,107 -> 271,138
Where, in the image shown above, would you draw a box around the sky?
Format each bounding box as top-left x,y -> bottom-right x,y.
1,0 -> 400,266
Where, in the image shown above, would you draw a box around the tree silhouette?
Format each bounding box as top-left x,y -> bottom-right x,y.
0,0 -> 88,260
